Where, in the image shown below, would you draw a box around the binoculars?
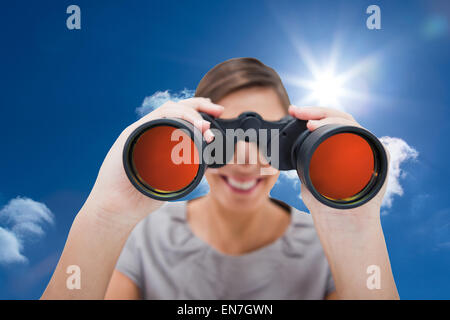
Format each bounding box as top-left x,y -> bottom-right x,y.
123,111 -> 387,209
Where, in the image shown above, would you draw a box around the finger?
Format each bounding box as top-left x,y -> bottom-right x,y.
181,97 -> 225,117
163,105 -> 215,143
306,117 -> 362,131
137,103 -> 214,142
289,105 -> 354,121
123,101 -> 215,143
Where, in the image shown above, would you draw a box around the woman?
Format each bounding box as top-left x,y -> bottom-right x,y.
41,58 -> 399,300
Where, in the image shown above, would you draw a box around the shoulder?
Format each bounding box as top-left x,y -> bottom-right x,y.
289,207 -> 317,237
137,200 -> 186,223
132,200 -> 187,235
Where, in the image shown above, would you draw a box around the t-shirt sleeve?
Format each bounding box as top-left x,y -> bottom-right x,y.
115,227 -> 143,289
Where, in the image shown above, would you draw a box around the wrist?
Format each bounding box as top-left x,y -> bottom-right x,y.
310,204 -> 387,267
77,197 -> 139,235
310,203 -> 382,234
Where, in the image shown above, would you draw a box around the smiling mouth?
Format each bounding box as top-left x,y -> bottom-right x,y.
220,175 -> 263,194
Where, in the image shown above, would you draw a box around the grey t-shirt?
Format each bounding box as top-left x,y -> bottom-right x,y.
116,200 -> 335,299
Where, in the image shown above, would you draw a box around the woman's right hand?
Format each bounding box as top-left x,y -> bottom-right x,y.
83,97 -> 224,228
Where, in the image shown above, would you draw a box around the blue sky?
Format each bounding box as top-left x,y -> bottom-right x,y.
0,0 -> 449,299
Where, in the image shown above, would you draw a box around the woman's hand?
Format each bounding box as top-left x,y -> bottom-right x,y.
42,97 -> 224,300
85,97 -> 224,228
288,105 -> 389,219
289,105 -> 398,300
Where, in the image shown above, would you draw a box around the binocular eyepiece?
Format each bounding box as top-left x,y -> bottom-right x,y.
123,111 -> 388,209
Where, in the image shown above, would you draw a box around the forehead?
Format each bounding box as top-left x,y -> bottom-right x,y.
216,87 -> 288,121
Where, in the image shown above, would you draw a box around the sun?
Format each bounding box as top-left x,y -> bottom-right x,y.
310,71 -> 344,106
282,38 -> 380,110
285,68 -> 347,108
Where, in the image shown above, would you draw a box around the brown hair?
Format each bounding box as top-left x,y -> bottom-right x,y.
195,57 -> 290,111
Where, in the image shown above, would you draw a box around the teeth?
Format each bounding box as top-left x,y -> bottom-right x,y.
227,177 -> 257,190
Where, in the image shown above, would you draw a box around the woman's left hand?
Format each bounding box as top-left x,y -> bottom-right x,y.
288,105 -> 390,218
289,105 -> 398,300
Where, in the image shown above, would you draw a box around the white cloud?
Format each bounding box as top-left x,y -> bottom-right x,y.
379,136 -> 419,209
136,88 -> 195,117
278,170 -> 299,185
0,227 -> 26,264
0,197 -> 54,265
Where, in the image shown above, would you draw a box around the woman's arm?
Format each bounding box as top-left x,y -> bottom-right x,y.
41,98 -> 224,300
290,105 -> 399,300
311,204 -> 399,299
41,199 -> 141,299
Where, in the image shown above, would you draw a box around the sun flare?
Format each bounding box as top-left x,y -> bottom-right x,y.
310,71 -> 344,106
282,38 -> 380,111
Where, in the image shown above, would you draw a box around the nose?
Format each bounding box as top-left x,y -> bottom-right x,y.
233,140 -> 261,165
231,140 -> 278,176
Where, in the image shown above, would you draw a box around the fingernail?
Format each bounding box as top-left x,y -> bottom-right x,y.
195,119 -> 210,128
204,129 -> 215,142
195,120 -> 203,128
307,120 -> 318,130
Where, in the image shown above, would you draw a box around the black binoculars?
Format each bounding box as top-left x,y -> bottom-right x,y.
123,111 -> 388,209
